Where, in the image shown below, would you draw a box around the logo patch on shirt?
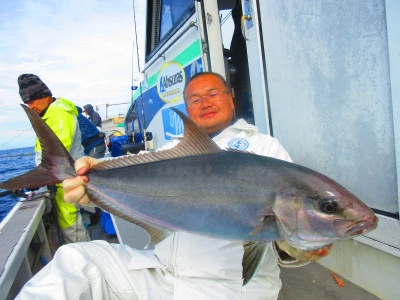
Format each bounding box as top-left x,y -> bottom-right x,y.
228,138 -> 250,150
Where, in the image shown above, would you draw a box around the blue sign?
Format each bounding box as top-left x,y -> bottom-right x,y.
162,104 -> 187,140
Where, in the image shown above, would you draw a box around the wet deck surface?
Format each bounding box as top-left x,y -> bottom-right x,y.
278,262 -> 380,300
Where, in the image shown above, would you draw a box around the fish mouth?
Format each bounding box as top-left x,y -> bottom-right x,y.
344,215 -> 379,236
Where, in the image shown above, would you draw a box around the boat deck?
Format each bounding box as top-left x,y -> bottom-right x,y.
278,262 -> 379,299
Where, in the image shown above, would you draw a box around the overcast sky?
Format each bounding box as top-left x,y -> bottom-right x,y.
0,0 -> 145,150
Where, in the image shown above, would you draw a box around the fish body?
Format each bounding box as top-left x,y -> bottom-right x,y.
86,149 -> 377,250
87,151 -> 282,241
0,105 -> 378,283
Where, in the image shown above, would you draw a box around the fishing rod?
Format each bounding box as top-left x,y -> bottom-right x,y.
0,189 -> 51,201
0,190 -> 13,197
0,128 -> 33,150
0,189 -> 29,198
132,0 -> 147,150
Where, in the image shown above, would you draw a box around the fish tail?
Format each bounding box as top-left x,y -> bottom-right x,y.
0,105 -> 77,190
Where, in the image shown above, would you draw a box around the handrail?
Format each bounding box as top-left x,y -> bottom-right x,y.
0,198 -> 49,298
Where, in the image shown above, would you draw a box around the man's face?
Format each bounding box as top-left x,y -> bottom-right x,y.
27,96 -> 52,114
185,74 -> 235,135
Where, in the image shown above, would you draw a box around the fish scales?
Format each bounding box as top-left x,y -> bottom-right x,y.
86,151 -> 282,241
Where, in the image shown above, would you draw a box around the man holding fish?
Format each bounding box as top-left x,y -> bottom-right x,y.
13,72 -> 377,299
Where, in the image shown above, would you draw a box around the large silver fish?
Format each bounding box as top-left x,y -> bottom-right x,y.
0,105 -> 378,284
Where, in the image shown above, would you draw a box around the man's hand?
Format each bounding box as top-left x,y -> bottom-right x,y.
62,156 -> 100,205
276,240 -> 332,262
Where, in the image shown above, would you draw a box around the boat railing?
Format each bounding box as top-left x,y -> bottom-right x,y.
0,195 -> 52,299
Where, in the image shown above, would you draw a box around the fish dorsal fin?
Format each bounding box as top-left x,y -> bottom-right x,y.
92,108 -> 221,171
242,241 -> 268,285
171,108 -> 221,154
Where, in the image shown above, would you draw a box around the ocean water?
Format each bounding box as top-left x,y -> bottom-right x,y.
0,147 -> 36,222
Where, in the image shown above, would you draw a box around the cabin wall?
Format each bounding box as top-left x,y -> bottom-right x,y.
387,0 -> 400,214
243,0 -> 400,297
256,0 -> 396,214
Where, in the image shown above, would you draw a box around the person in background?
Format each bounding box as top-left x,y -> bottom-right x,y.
16,72 -> 331,299
17,74 -> 90,244
77,106 -> 106,158
83,104 -> 102,130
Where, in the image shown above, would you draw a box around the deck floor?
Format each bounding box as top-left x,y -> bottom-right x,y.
86,222 -> 118,244
278,262 -> 380,300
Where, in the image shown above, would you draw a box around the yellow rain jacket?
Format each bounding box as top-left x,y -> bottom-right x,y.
34,97 -> 84,230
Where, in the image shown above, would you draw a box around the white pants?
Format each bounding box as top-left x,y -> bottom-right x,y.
17,240 -> 281,300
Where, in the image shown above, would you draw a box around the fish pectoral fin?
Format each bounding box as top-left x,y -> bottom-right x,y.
242,241 -> 268,285
249,216 -> 275,236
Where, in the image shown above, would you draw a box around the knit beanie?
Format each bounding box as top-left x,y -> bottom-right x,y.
18,74 -> 52,103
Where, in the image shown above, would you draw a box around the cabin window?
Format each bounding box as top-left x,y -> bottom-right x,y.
160,0 -> 193,40
146,0 -> 194,60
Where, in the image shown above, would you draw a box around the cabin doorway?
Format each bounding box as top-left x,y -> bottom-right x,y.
220,0 -> 254,124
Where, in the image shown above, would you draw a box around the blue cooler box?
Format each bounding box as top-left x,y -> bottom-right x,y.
110,135 -> 129,157
100,212 -> 116,235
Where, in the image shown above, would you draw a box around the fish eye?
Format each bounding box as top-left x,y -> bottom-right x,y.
320,199 -> 338,214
